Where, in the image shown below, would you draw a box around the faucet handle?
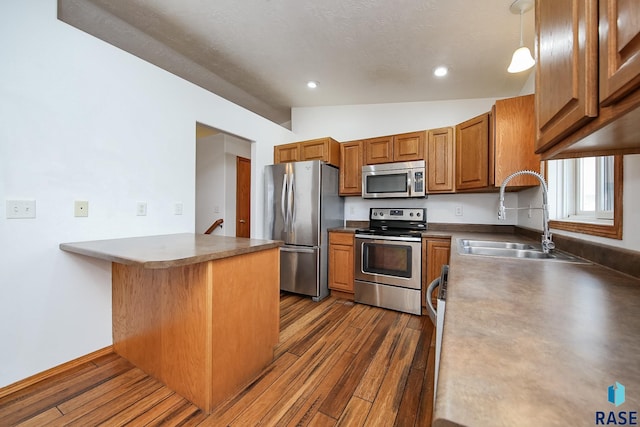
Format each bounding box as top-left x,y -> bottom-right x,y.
498,205 -> 506,220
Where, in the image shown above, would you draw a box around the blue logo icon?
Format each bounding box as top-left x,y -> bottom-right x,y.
608,382 -> 626,407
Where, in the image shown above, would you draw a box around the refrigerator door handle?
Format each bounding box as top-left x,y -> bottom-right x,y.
288,173 -> 295,229
280,246 -> 316,254
281,173 -> 288,229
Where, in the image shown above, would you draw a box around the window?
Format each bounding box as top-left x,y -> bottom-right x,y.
546,155 -> 622,239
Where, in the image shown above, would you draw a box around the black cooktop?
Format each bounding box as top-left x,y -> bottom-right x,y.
356,207 -> 427,237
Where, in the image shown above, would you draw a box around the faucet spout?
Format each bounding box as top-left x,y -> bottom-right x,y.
498,170 -> 554,254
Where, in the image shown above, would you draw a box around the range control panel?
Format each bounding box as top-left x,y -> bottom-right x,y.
369,208 -> 426,222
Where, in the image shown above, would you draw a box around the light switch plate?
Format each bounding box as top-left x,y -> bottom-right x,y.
6,200 -> 36,219
136,202 -> 147,216
74,200 -> 89,217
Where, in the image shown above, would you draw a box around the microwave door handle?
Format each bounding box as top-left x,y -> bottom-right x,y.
407,173 -> 413,197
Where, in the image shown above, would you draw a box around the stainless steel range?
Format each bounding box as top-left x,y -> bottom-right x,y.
354,207 -> 426,315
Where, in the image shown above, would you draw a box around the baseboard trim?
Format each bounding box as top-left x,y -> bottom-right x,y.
0,345 -> 114,399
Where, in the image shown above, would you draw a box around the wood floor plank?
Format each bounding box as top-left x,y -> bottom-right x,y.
318,309 -> 397,419
282,350 -> 356,427
203,352 -> 299,425
353,312 -> 411,402
410,317 -> 434,372
47,376 -> 161,427
364,327 -> 421,427
0,362 -> 97,407
415,330 -> 437,427
123,392 -> 188,426
57,367 -> 147,414
144,400 -> 201,427
335,396 -> 372,427
0,357 -> 134,425
394,367 -> 426,427
346,308 -> 385,355
95,385 -> 174,426
230,318 -> 360,426
14,407 -> 62,426
309,411 -> 337,427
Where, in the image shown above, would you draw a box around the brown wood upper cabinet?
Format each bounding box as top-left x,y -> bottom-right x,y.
339,140 -> 363,196
274,137 -> 340,167
455,113 -> 490,190
427,127 -> 455,193
363,131 -> 425,165
455,95 -> 540,191
536,0 -> 640,158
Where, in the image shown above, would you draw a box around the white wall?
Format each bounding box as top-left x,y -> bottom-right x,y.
0,1 -> 293,387
292,98 -> 518,224
195,133 -> 251,235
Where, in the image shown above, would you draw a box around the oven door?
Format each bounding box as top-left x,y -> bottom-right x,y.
354,235 -> 421,289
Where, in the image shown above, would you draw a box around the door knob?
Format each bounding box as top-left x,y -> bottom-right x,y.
239,219 -> 246,223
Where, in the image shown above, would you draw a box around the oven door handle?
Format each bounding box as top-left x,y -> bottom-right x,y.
354,235 -> 422,243
426,276 -> 440,325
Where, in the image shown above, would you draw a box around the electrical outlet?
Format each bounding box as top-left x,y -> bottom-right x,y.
6,200 -> 36,219
136,202 -> 147,216
74,200 -> 89,217
455,206 -> 463,216
174,202 -> 183,215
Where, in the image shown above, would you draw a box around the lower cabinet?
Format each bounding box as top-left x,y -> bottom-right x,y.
328,232 -> 354,295
422,237 -> 451,308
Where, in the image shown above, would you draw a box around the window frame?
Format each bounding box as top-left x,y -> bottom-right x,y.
547,155 -> 623,240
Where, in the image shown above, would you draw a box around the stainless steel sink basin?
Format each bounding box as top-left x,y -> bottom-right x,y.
457,239 -> 588,263
459,239 -> 536,250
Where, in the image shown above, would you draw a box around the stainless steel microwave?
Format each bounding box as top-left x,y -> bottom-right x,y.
361,160 -> 426,198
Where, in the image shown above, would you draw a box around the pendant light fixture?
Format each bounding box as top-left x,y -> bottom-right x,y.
507,0 -> 535,73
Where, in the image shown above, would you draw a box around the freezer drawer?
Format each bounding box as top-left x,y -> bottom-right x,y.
280,246 -> 319,297
354,280 -> 422,315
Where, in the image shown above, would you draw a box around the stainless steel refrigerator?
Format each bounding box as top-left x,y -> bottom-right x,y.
264,160 -> 344,301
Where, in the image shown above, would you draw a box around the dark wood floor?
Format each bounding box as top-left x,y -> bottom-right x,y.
0,293 -> 436,426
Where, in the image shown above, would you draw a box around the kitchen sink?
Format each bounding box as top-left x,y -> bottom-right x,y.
457,239 -> 588,263
459,239 -> 536,250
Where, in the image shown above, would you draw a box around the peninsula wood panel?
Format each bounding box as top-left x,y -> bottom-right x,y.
210,248 -> 280,406
112,262 -> 211,412
535,0 -> 598,152
112,247 -> 280,413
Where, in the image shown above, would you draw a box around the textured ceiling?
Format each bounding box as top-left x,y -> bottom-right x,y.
58,0 -> 535,125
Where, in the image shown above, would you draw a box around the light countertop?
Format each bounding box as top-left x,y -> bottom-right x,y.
60,233 -> 282,269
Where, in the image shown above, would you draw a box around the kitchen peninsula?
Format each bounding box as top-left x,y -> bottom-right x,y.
60,233 -> 282,413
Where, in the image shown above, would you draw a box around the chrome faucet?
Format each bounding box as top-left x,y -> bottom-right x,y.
498,170 -> 555,254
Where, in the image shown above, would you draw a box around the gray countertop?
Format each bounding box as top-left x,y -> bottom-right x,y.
60,233 -> 283,269
433,232 -> 640,427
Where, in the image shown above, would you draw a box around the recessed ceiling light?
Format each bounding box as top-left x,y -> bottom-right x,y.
433,66 -> 448,77
306,81 -> 319,89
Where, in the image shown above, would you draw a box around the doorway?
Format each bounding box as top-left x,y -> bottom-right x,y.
195,123 -> 252,236
236,157 -> 251,238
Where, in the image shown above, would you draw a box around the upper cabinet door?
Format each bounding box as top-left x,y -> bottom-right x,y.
535,0 -> 599,152
364,136 -> 394,164
455,113 -> 489,190
339,140 -> 363,195
393,131 -> 425,162
599,0 -> 640,106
